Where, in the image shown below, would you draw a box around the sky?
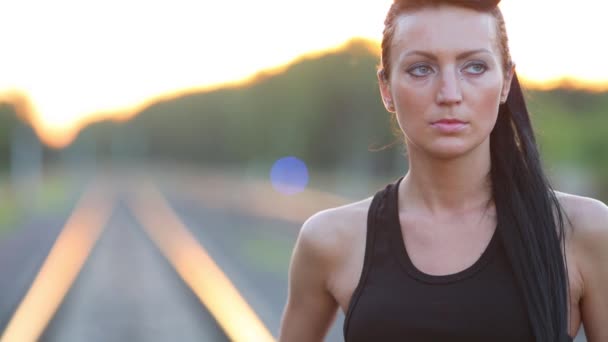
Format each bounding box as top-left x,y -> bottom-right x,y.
1,0 -> 607,147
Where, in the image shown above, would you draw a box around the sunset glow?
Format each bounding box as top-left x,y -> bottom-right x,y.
0,0 -> 606,148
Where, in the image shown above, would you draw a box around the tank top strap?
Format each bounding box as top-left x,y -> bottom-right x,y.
344,177 -> 403,337
368,177 -> 403,261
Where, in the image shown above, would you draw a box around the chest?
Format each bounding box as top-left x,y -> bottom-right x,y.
329,228 -> 584,338
331,220 -> 498,312
341,235 -> 535,341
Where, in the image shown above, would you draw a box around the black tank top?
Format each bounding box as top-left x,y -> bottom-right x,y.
343,178 -> 573,341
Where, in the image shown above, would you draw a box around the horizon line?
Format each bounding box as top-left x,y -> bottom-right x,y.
1,37 -> 607,150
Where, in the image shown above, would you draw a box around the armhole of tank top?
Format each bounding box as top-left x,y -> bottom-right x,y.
343,190 -> 383,339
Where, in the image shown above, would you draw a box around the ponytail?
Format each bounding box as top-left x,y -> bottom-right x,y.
490,72 -> 569,341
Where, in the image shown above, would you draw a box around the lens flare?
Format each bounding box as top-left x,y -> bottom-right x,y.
270,157 -> 309,195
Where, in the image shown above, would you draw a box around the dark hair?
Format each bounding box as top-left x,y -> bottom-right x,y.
380,1 -> 570,341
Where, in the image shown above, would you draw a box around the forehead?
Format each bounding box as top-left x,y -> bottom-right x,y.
392,5 -> 498,57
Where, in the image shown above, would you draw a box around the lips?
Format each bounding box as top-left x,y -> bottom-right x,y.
430,118 -> 468,133
432,118 -> 466,124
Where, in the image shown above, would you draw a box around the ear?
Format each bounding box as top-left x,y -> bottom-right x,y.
500,63 -> 516,104
377,69 -> 395,113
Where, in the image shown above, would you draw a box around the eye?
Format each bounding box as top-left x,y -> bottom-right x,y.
463,62 -> 487,75
407,64 -> 434,77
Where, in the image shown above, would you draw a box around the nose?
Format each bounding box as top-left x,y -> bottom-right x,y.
436,69 -> 463,105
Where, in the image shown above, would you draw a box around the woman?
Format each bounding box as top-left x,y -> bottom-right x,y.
279,0 -> 608,341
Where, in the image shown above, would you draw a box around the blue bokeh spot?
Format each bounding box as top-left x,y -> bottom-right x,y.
270,156 -> 309,195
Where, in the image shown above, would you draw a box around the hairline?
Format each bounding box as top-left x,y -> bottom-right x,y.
382,5 -> 508,81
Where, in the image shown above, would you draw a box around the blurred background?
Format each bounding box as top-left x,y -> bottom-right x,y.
0,0 -> 605,341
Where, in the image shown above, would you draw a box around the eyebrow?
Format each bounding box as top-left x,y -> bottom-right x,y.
403,49 -> 493,60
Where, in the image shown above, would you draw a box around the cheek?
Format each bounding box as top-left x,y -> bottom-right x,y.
480,91 -> 500,126
394,101 -> 432,139
392,84 -> 434,124
471,82 -> 503,123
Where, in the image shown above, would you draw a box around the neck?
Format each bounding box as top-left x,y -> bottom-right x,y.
401,140 -> 493,216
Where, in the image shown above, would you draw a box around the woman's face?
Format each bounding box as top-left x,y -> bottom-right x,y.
379,5 -> 514,159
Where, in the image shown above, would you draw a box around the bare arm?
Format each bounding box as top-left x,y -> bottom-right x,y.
573,198 -> 608,341
279,214 -> 339,342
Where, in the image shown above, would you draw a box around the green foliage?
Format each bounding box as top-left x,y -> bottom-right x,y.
525,89 -> 608,192
3,38 -> 605,193
75,39 -> 402,176
0,103 -> 19,170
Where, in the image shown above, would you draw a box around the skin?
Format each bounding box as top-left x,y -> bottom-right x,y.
279,5 -> 608,341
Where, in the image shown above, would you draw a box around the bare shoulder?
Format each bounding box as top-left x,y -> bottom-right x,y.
555,190 -> 608,278
555,192 -> 608,339
280,197 -> 374,341
555,191 -> 608,240
297,196 -> 373,263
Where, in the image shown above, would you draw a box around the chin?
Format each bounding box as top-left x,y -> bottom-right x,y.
412,138 -> 483,160
428,147 -> 472,160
